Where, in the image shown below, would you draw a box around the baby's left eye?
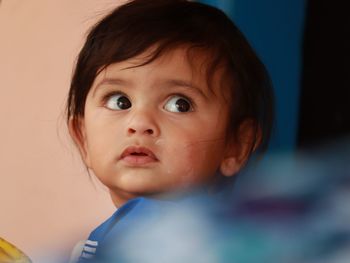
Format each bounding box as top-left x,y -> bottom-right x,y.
164,95 -> 193,113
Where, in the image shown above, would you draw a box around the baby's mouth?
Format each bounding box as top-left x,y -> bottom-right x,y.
120,146 -> 158,165
131,152 -> 147,156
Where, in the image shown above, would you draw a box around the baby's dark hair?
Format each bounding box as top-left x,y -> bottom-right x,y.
67,0 -> 274,158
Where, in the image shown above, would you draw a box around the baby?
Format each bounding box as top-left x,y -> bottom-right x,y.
66,0 -> 274,261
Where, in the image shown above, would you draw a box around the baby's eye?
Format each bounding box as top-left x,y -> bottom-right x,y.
105,94 -> 131,110
164,95 -> 193,113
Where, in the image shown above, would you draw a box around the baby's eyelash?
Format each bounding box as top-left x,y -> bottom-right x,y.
101,91 -> 127,103
99,91 -> 196,110
169,93 -> 195,105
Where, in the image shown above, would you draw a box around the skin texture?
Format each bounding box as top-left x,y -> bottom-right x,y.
70,47 -> 247,207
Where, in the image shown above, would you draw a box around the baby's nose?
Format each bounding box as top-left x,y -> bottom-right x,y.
126,110 -> 160,137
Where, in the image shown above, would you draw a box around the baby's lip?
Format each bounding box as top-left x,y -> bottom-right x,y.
120,146 -> 158,161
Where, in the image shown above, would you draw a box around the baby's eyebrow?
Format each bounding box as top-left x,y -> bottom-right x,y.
92,77 -> 207,99
163,79 -> 207,99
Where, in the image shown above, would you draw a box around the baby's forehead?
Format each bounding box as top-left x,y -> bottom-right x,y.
96,46 -> 231,95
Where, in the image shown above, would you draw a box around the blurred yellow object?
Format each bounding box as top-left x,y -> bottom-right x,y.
0,237 -> 31,263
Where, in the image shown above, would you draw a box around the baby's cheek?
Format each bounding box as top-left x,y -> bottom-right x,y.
159,140 -> 196,184
186,139 -> 225,171
174,142 -> 213,182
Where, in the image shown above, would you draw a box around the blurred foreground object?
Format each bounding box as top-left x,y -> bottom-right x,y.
0,237 -> 31,263
76,139 -> 350,263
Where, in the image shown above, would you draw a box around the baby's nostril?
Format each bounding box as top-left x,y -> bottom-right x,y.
146,129 -> 154,134
128,128 -> 136,134
127,127 -> 154,135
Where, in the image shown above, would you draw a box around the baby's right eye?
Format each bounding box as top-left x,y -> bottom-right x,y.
105,94 -> 132,110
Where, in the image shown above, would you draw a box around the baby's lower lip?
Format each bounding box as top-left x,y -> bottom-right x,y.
121,155 -> 158,165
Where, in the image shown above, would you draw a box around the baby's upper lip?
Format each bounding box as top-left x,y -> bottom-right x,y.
120,146 -> 158,160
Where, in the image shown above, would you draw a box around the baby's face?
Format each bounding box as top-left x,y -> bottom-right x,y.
75,47 -> 237,206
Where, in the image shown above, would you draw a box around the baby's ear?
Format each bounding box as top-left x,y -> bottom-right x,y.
68,118 -> 91,167
220,119 -> 260,177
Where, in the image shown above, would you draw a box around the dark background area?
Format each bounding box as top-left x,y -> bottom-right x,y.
298,0 -> 350,148
200,0 -> 350,151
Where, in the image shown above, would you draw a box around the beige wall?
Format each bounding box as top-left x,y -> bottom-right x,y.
0,0 -> 126,260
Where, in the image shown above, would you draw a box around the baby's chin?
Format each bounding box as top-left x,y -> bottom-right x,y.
108,181 -> 207,207
107,184 -> 172,206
